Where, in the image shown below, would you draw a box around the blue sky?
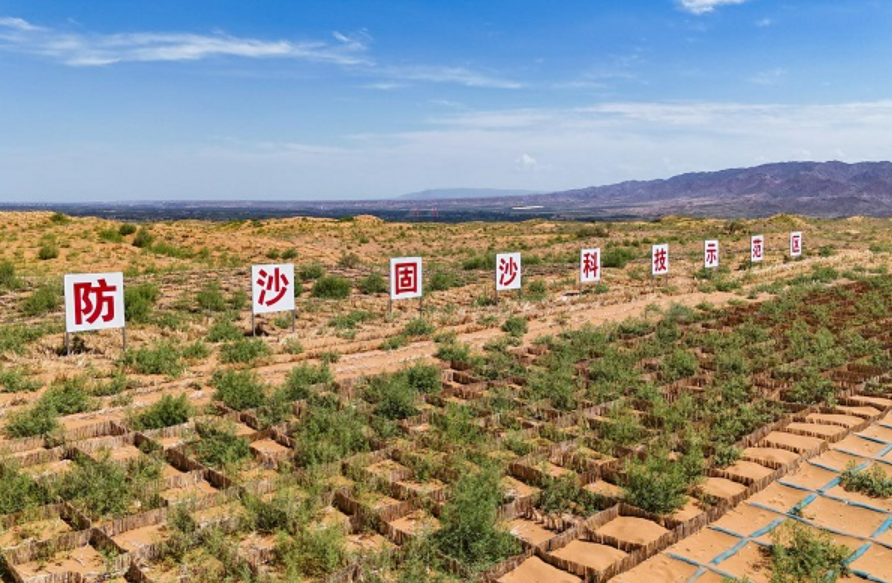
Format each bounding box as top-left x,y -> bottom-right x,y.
1,0 -> 891,201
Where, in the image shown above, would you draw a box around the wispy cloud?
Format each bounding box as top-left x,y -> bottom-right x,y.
380,65 -> 523,89
676,0 -> 752,15
748,67 -> 787,86
0,16 -> 41,31
0,16 -> 524,89
0,17 -> 370,66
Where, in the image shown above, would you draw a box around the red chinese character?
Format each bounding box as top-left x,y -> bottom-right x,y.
72,279 -> 117,325
582,252 -> 599,280
394,262 -> 418,295
753,239 -> 763,259
498,256 -> 518,287
653,248 -> 667,273
256,267 -> 290,306
706,243 -> 718,265
791,235 -> 801,254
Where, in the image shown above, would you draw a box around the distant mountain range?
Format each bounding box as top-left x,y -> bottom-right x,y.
4,161 -> 892,221
397,188 -> 539,200
381,161 -> 892,219
521,160 -> 892,218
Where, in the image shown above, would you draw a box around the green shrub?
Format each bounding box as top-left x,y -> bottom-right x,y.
123,341 -> 184,377
43,377 -> 96,414
193,421 -> 251,470
403,318 -> 435,337
133,394 -> 193,430
293,403 -> 370,467
429,269 -> 460,291
124,282 -> 160,323
0,260 -> 20,290
276,525 -> 346,578
118,223 -> 137,236
840,461 -> 892,498
132,227 -> 154,248
312,275 -> 351,299
380,335 -> 409,351
328,310 -> 375,330
404,363 -> 441,393
212,369 -> 267,410
282,364 -> 332,400
501,315 -> 527,337
622,447 -> 695,515
219,337 -> 271,364
357,272 -> 387,294
367,375 -> 418,420
56,453 -> 134,519
769,521 -> 851,583
662,349 -> 698,382
91,372 -> 129,396
0,368 -> 41,393
97,228 -> 123,243
602,246 -> 637,268
0,460 -> 51,514
195,282 -> 228,312
0,325 -> 59,355
207,317 -> 243,342
338,252 -> 361,269
49,212 -> 70,224
21,283 -> 61,316
539,474 -> 603,516
4,401 -> 58,438
526,279 -> 547,301
433,465 -> 521,571
281,248 -> 298,260
298,262 -> 325,281
283,338 -> 304,355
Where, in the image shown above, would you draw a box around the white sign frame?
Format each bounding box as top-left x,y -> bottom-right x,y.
251,263 -> 296,315
64,272 -> 125,333
390,257 -> 423,300
751,235 -> 765,263
790,232 -> 802,258
580,248 -> 601,284
651,244 -> 670,276
704,240 -> 720,269
495,252 -> 522,291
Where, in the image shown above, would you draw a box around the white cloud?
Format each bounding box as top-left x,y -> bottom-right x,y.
0,16 -> 41,31
748,67 -> 787,86
677,0 -> 752,15
515,153 -> 538,171
0,17 -> 370,66
0,16 -> 523,90
381,65 -> 523,89
755,17 -> 775,27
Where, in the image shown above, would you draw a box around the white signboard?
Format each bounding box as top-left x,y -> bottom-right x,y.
790,231 -> 802,257
652,244 -> 669,276
704,240 -> 720,269
251,263 -> 296,315
751,235 -> 764,263
496,252 -> 522,291
390,257 -> 423,300
580,248 -> 601,283
64,272 -> 125,333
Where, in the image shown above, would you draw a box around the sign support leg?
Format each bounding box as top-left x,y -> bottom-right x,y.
419,295 -> 423,318
122,326 -> 127,353
65,332 -> 70,357
291,310 -> 296,333
252,313 -> 255,337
